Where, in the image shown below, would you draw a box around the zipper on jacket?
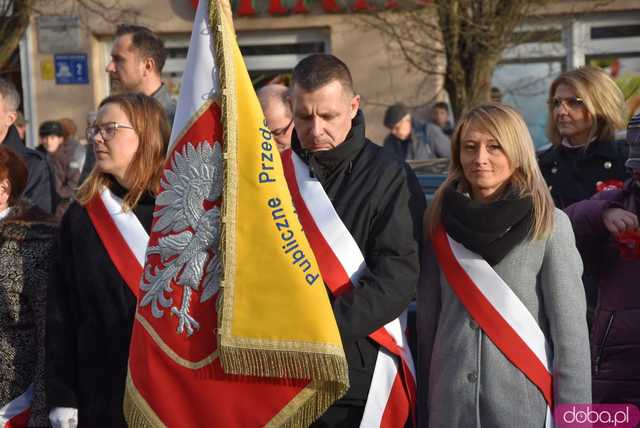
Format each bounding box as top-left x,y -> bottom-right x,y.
594,311 -> 615,376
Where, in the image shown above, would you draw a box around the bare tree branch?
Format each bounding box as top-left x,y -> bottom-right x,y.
357,0 -> 553,118
0,0 -> 32,70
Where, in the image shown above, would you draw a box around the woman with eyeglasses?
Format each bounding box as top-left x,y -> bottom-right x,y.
538,67 -> 629,326
538,67 -> 629,209
46,93 -> 169,428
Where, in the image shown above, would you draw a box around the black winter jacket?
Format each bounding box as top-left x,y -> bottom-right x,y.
539,139 -> 630,320
3,126 -> 53,214
538,139 -> 630,209
291,111 -> 425,406
46,180 -> 154,427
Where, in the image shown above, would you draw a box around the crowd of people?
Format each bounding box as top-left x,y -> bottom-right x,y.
0,20 -> 638,428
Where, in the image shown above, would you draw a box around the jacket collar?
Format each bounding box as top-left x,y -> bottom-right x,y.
291,109 -> 366,170
586,138 -> 622,159
0,199 -> 56,231
152,83 -> 172,108
1,126 -> 26,155
559,138 -> 620,159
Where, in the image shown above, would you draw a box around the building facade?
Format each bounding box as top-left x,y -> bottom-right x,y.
16,0 -> 640,148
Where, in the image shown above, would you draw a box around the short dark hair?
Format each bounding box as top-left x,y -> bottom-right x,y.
0,145 -> 28,206
116,24 -> 167,73
292,54 -> 354,95
433,102 -> 449,112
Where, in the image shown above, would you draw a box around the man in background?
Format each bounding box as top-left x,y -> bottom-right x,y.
257,84 -> 294,152
430,101 -> 453,137
0,78 -> 52,213
106,24 -> 176,127
383,102 -> 451,160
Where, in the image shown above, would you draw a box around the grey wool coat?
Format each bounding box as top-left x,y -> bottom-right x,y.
417,209 -> 591,428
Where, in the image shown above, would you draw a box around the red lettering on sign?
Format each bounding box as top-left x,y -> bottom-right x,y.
322,0 -> 342,12
269,0 -> 289,14
352,0 -> 371,11
292,0 -> 310,13
230,0 -> 428,16
237,0 -> 257,16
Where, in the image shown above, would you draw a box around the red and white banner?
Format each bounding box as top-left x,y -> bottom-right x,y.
0,385 -> 32,428
85,188 -> 149,296
432,225 -> 553,427
282,149 -> 417,427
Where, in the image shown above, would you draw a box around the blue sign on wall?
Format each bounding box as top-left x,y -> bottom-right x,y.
54,54 -> 89,85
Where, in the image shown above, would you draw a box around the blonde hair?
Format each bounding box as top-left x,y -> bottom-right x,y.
76,93 -> 169,210
426,103 -> 555,240
546,66 -> 626,147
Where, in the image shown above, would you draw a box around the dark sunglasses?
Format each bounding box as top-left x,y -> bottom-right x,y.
271,118 -> 293,137
86,122 -> 135,141
548,96 -> 585,111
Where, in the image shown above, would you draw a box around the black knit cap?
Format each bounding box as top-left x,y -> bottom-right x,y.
39,120 -> 64,137
384,103 -> 409,129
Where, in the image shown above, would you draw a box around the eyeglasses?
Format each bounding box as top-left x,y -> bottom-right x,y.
86,122 -> 135,141
548,96 -> 585,111
270,118 -> 293,137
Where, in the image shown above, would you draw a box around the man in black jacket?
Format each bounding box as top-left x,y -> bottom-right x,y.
0,78 -> 52,214
289,54 -> 425,426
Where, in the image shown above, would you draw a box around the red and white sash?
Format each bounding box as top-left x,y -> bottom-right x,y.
85,188 -> 149,296
0,385 -> 32,428
282,150 -> 416,428
432,225 -> 553,426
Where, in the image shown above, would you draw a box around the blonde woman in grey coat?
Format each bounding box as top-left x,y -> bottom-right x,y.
417,103 -> 591,427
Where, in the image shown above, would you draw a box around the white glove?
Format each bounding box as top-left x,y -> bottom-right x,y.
49,407 -> 78,428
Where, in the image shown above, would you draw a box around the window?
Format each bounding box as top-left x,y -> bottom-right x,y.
493,60 -> 564,148
103,28 -> 330,98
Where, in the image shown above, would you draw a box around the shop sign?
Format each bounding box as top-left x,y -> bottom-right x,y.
54,54 -> 89,85
230,0 -> 429,16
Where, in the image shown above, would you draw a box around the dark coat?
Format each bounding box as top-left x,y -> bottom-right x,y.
538,139 -> 630,209
291,111 -> 425,407
0,201 -> 56,427
540,139 -> 630,320
40,139 -> 84,220
46,182 -> 154,427
564,180 -> 640,407
3,126 -> 53,214
382,133 -> 410,160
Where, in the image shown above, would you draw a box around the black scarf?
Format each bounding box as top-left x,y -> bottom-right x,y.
441,182 -> 533,265
108,177 -> 156,233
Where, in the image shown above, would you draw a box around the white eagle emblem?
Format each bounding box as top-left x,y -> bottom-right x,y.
139,141 -> 223,336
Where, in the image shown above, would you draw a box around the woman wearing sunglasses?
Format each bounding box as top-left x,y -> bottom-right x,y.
538,67 -> 629,327
46,93 -> 169,428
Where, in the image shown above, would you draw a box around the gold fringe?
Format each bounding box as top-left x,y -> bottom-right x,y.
266,381 -> 347,428
123,372 -> 167,428
210,1 -> 349,426
219,346 -> 349,384
212,0 -> 237,352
